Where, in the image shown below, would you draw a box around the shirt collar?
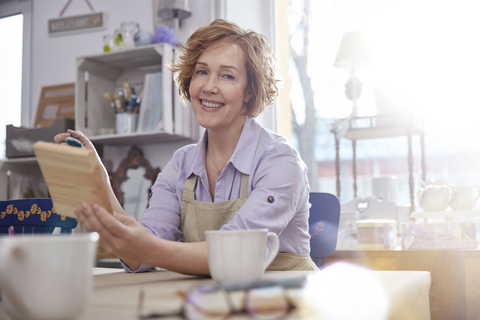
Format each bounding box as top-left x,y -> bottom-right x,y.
230,117 -> 262,175
190,131 -> 208,176
189,117 -> 262,176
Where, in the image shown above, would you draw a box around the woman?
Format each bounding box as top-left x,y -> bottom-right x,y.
55,19 -> 317,274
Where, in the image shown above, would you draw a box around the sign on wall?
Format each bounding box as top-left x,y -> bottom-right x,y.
48,12 -> 104,35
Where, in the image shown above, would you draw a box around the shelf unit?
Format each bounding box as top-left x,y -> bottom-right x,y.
1,45 -> 201,200
332,114 -> 426,212
344,115 -> 425,140
0,157 -> 39,170
411,210 -> 480,220
0,157 -> 42,200
76,43 -> 200,145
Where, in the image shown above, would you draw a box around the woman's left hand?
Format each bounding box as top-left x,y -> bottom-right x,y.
74,203 -> 153,267
75,203 -> 210,275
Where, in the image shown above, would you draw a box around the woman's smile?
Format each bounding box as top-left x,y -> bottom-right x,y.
200,99 -> 224,109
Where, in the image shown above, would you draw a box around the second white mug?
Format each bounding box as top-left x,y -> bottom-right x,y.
205,229 -> 279,284
450,184 -> 480,210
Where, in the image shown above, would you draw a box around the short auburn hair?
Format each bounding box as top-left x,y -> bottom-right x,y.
168,19 -> 282,117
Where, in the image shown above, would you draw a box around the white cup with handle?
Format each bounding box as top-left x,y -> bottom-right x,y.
0,233 -> 98,320
450,184 -> 480,210
205,229 -> 279,284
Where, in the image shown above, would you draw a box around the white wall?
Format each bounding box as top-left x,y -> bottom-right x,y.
29,0 -> 215,125
225,0 -> 277,132
28,0 -> 275,170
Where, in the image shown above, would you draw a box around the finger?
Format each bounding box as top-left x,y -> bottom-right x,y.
67,129 -> 97,151
93,205 -> 132,238
91,205 -> 138,256
81,204 -> 123,256
67,129 -> 89,144
81,203 -> 113,237
114,211 -> 137,226
84,204 -> 128,250
66,130 -> 93,148
53,132 -> 71,144
74,208 -> 94,232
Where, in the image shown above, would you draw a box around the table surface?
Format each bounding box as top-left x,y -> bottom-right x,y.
327,247 -> 480,320
0,267 -> 431,320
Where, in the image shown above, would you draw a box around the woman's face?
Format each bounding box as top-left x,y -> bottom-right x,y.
189,41 -> 250,133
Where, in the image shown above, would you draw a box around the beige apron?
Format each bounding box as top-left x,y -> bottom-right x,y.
179,137 -> 318,271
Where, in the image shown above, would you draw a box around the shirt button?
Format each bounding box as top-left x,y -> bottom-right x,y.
267,196 -> 274,203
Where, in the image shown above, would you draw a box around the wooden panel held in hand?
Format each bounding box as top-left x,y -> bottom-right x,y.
33,141 -> 112,218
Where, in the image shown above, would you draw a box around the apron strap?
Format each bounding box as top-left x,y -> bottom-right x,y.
239,129 -> 263,199
239,174 -> 249,199
184,173 -> 197,193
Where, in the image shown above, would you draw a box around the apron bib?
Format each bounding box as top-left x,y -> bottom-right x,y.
180,173 -> 249,242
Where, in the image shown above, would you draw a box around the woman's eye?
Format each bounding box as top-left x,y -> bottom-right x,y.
223,74 -> 234,80
196,69 -> 207,75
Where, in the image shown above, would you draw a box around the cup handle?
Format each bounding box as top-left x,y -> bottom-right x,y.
0,245 -> 29,312
263,232 -> 279,271
473,185 -> 480,201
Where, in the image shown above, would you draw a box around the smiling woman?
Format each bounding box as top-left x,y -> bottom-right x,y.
54,19 -> 318,275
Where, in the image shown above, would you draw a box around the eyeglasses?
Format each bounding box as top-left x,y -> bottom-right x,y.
137,280 -> 296,319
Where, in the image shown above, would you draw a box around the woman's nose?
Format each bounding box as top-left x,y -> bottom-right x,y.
203,76 -> 219,94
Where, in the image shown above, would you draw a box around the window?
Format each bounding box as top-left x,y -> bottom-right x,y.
287,0 -> 480,206
0,0 -> 32,159
0,13 -> 23,159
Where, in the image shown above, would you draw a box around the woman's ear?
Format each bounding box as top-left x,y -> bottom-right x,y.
244,91 -> 253,105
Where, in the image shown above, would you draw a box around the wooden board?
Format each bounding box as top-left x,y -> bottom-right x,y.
33,141 -> 112,218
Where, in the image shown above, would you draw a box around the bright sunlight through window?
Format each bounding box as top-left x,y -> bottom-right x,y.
0,13 -> 23,159
289,0 -> 480,202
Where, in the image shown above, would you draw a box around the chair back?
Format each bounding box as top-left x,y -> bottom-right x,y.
0,198 -> 77,235
309,192 -> 341,268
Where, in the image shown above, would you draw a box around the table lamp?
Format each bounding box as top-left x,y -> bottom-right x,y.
156,0 -> 192,40
332,31 -> 373,140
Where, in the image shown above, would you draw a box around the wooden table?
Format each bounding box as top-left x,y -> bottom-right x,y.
0,267 -> 431,320
326,248 -> 480,320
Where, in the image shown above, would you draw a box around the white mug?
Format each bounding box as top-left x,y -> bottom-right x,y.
450,185 -> 480,210
0,233 -> 98,320
205,229 -> 279,283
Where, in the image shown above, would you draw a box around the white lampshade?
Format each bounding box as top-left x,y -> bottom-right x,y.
157,0 -> 192,20
333,31 -> 373,72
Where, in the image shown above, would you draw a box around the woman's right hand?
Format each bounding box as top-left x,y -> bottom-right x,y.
54,129 -> 107,187
55,129 -> 129,221
54,129 -> 96,152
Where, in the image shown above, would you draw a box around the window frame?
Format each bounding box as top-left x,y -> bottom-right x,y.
0,0 -> 32,126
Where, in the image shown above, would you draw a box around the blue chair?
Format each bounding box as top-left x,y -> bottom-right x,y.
309,192 -> 341,269
0,198 -> 77,235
